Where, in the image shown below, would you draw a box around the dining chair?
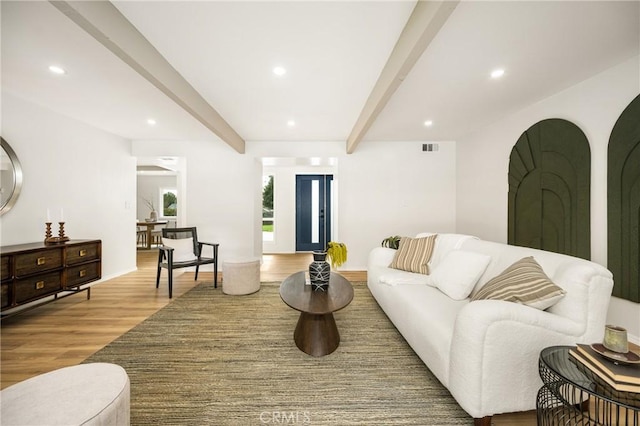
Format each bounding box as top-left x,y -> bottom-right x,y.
136,226 -> 147,247
150,225 -> 163,247
155,227 -> 219,298
151,220 -> 175,247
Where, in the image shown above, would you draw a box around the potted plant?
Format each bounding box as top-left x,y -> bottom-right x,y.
326,241 -> 348,269
381,235 -> 401,249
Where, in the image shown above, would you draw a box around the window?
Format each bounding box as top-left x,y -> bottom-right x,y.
262,175 -> 274,241
162,189 -> 177,218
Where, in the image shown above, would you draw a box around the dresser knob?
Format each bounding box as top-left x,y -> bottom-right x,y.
37,257 -> 46,265
35,281 -> 45,290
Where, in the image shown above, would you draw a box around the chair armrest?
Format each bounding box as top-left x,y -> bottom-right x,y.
196,242 -> 218,259
157,245 -> 174,263
448,300 -> 583,417
198,241 -> 219,247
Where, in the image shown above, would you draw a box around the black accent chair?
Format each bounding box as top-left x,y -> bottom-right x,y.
156,227 -> 219,298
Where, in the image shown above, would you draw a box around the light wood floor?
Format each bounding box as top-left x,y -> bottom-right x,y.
0,251 -> 535,425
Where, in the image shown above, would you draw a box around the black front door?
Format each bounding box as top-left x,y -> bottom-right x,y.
295,174 -> 332,252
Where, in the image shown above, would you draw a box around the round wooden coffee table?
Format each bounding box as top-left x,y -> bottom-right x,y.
280,271 -> 354,357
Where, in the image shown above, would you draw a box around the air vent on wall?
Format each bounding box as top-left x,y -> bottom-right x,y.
422,143 -> 439,152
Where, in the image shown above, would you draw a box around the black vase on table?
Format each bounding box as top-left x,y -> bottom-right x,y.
309,251 -> 330,292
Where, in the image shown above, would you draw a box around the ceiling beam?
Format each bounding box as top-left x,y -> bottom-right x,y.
50,1 -> 246,153
346,0 -> 459,154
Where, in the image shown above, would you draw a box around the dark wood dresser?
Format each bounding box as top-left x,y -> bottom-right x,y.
1,240 -> 101,317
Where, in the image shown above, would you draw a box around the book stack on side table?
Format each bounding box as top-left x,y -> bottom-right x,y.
569,343 -> 640,394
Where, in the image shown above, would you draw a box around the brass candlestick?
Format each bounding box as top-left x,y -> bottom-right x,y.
57,222 -> 70,243
44,221 -> 69,244
44,222 -> 53,242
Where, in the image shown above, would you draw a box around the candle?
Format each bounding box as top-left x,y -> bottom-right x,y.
60,208 -> 64,222
46,208 -> 51,222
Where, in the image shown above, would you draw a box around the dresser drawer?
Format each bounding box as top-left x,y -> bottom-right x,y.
66,262 -> 100,288
15,271 -> 62,304
1,283 -> 9,308
15,249 -> 63,277
66,242 -> 100,265
1,256 -> 10,281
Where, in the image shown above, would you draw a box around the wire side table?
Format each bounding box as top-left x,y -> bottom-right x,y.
537,346 -> 640,426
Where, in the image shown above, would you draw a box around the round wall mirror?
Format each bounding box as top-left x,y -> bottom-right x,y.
1,137 -> 23,215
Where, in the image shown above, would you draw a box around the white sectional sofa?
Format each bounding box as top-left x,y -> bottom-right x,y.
367,233 -> 614,425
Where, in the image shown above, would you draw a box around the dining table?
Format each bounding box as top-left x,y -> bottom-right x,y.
136,220 -> 168,250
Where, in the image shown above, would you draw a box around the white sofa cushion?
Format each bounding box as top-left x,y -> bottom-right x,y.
471,256 -> 566,310
379,269 -> 433,286
367,280 -> 468,385
430,250 -> 491,300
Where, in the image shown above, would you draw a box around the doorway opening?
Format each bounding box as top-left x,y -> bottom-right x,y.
295,174 -> 333,252
136,156 -> 185,265
261,157 -> 337,255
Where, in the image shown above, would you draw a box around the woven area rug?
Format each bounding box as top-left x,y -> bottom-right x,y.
85,282 -> 472,425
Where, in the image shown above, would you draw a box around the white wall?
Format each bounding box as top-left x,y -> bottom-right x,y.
338,140 -> 457,269
133,140 -> 457,270
456,56 -> 640,343
0,92 -> 137,279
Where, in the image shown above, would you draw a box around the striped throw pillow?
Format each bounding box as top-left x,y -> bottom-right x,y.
471,256 -> 566,310
389,235 -> 437,275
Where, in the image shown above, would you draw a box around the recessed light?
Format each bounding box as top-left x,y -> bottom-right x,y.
287,120 -> 295,127
490,68 -> 505,79
273,66 -> 287,76
48,65 -> 66,75
147,119 -> 156,126
424,120 -> 433,127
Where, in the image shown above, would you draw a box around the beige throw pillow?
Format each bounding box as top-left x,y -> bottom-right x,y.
389,235 -> 437,275
471,256 -> 565,310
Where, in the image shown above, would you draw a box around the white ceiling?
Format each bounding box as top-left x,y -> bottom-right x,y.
2,1 -> 639,152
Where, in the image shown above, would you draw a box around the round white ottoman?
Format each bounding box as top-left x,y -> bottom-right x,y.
1,363 -> 130,426
222,258 -> 261,295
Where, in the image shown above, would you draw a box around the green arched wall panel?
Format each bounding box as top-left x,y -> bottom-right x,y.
608,94 -> 640,303
508,118 -> 590,260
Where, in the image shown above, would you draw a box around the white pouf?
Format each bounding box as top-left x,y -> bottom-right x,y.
1,363 -> 130,426
222,258 -> 261,295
